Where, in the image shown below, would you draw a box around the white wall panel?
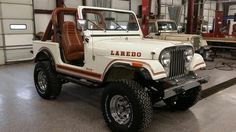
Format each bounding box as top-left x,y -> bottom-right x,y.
0,4 -> 33,19
34,0 -> 55,10
204,3 -> 210,9
34,14 -> 51,33
230,5 -> 236,9
64,0 -> 82,8
173,0 -> 181,5
5,35 -> 33,46
0,0 -> 32,5
0,20 -> 2,34
0,1 -> 34,63
2,20 -> 33,34
229,10 -> 236,15
161,6 -> 168,14
131,0 -> 141,14
161,0 -> 173,5
86,0 -> 93,6
229,5 -> 236,15
0,35 -> 3,46
112,0 -> 129,10
210,2 -> 216,10
0,49 -> 4,65
6,48 -> 33,61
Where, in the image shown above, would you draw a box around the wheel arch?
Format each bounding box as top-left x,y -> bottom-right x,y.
103,62 -> 152,83
35,49 -> 56,69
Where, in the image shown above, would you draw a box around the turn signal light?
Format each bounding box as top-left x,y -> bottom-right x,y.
132,62 -> 143,67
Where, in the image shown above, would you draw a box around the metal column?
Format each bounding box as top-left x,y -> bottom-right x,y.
141,0 -> 151,37
186,0 -> 194,34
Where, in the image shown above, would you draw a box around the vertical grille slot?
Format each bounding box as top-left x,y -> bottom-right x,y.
193,37 -> 200,49
169,48 -> 185,79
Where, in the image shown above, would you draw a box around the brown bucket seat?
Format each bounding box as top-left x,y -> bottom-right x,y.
61,21 -> 84,61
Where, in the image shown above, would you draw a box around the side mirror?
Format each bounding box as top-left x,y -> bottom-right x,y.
177,26 -> 182,33
77,19 -> 87,30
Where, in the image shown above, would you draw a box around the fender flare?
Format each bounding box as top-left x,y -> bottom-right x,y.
103,62 -> 152,82
190,53 -> 206,71
102,59 -> 166,81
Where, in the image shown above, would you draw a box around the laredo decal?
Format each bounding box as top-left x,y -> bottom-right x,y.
111,50 -> 142,57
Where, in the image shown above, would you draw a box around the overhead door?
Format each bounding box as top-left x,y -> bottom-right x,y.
0,0 -> 34,63
0,20 -> 3,64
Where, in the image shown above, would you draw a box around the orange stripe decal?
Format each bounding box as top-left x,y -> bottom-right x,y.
56,59 -> 166,82
57,64 -> 102,79
193,62 -> 205,69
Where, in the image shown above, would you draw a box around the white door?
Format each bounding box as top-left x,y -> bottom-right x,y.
0,0 -> 34,63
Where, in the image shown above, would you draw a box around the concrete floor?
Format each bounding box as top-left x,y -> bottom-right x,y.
197,58 -> 236,90
0,62 -> 236,132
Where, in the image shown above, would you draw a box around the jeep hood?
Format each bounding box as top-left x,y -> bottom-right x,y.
94,38 -> 191,60
152,33 -> 200,41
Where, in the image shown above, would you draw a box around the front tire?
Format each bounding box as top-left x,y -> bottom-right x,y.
101,80 -> 153,132
34,61 -> 62,100
164,86 -> 201,110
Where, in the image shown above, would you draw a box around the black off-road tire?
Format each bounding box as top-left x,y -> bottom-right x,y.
34,61 -> 62,100
101,80 -> 153,132
164,86 -> 201,110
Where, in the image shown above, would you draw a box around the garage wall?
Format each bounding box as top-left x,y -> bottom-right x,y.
112,0 -> 129,10
229,5 -> 236,16
0,20 -> 4,65
33,0 -> 84,33
33,0 -> 55,33
0,0 -> 34,64
160,0 -> 182,20
64,0 -> 82,8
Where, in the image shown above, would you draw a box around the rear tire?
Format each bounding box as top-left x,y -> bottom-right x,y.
101,80 -> 153,132
164,86 -> 201,110
34,61 -> 62,100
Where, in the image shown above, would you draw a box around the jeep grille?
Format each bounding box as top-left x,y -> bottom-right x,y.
169,48 -> 186,79
192,37 -> 201,50
160,46 -> 193,79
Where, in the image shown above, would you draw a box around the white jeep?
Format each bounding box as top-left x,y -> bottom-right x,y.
147,19 -> 208,56
33,6 -> 208,132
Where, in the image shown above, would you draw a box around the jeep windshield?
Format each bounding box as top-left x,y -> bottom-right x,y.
157,21 -> 177,31
82,9 -> 139,31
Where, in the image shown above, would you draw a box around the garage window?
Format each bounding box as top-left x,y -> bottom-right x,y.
10,24 -> 27,30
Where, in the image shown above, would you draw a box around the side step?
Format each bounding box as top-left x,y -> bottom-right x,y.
58,74 -> 100,88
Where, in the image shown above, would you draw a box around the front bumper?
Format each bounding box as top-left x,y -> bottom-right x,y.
163,75 -> 209,99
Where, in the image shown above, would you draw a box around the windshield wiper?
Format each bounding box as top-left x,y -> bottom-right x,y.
111,20 -> 128,32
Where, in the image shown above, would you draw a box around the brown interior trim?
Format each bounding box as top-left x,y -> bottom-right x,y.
42,8 -> 78,42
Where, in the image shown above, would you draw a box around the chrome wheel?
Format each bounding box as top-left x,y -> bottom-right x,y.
37,70 -> 47,93
109,95 -> 133,125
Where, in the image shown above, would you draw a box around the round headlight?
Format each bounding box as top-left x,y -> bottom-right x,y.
184,48 -> 193,62
161,51 -> 171,67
